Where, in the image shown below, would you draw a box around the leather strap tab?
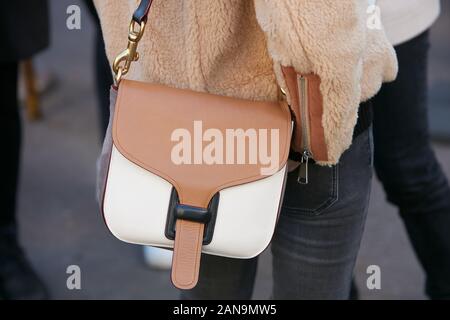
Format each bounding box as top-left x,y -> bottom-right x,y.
281,66 -> 302,152
171,219 -> 204,289
132,0 -> 154,23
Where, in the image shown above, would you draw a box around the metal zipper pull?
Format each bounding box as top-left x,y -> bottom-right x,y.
297,150 -> 311,184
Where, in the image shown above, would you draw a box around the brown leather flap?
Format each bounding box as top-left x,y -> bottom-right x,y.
113,79 -> 291,208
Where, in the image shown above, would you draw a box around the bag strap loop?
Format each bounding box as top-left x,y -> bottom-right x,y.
113,0 -> 154,85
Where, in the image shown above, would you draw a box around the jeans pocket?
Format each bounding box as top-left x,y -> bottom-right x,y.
281,162 -> 339,217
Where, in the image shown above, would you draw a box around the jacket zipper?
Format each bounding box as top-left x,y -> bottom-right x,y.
297,75 -> 312,184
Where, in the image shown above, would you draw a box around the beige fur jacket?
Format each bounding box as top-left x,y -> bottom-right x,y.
94,0 -> 398,165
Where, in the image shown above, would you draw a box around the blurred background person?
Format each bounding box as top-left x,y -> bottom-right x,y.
0,1 -> 50,299
352,0 -> 450,299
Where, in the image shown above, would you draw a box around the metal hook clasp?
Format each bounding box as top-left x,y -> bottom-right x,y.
113,20 -> 146,85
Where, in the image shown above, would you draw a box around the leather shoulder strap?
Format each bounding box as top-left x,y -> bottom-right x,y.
132,0 -> 154,23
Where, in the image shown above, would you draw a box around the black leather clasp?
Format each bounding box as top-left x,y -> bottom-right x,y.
175,204 -> 211,223
165,188 -> 220,245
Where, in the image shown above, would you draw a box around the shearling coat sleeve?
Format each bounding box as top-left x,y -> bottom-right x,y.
254,0 -> 397,97
253,0 -> 398,162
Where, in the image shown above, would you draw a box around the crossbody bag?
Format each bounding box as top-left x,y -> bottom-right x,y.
98,0 -> 327,289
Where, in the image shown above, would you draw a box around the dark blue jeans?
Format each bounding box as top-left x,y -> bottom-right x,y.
373,30 -> 450,299
181,128 -> 373,300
